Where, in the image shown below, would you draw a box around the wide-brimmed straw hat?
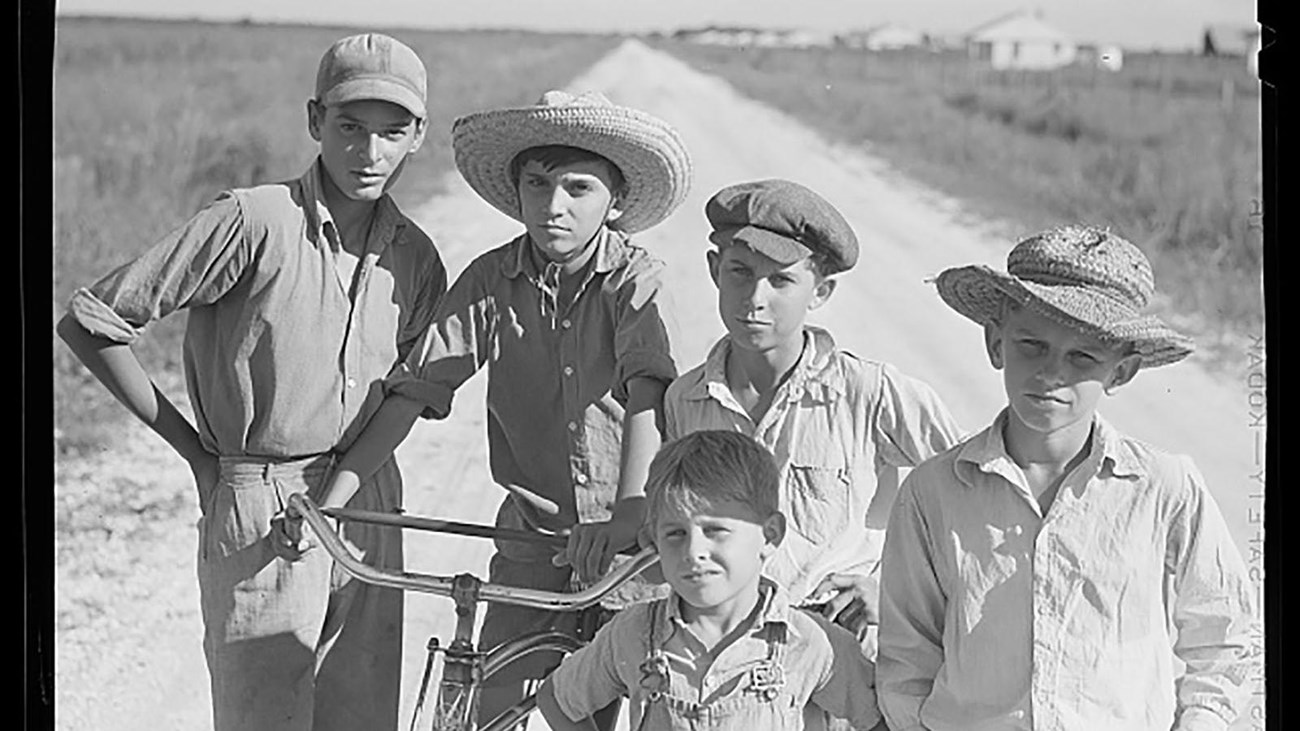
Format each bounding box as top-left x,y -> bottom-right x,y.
451,90 -> 692,234
934,225 -> 1194,368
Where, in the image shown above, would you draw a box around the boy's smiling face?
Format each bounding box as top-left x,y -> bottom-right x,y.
309,99 -> 424,203
709,244 -> 835,356
517,159 -> 623,264
987,303 -> 1140,441
651,494 -> 782,620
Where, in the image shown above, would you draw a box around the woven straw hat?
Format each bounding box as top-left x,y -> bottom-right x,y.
451,90 -> 692,234
935,225 -> 1194,368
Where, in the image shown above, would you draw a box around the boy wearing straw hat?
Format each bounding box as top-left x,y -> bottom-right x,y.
877,225 -> 1255,730
355,89 -> 690,726
664,179 -> 963,661
56,34 -> 444,730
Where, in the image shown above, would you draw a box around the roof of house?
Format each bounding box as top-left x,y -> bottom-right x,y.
967,9 -> 1073,43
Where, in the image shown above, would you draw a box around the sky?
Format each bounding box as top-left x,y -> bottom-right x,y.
54,0 -> 1258,51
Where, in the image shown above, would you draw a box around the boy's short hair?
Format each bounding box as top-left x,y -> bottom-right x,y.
508,144 -> 627,196
645,430 -> 780,525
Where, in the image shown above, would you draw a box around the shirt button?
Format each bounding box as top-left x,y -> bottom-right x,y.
561,319 -> 572,329
575,473 -> 588,485
568,421 -> 578,432
563,365 -> 574,377
346,378 -> 357,389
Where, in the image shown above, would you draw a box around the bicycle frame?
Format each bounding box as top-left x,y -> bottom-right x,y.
289,493 -> 658,731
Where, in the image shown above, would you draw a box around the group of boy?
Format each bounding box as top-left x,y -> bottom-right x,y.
59,30 -> 1256,731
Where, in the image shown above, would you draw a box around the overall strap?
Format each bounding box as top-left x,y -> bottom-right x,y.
634,599 -> 669,731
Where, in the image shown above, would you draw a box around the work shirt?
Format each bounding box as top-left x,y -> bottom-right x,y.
66,159 -> 447,458
664,328 -> 962,603
385,228 -> 677,533
550,578 -> 882,730
877,411 -> 1255,731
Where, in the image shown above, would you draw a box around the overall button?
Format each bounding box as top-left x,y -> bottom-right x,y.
561,319 -> 572,329
567,421 -> 578,432
346,378 -> 357,389
563,365 -> 574,377
575,473 -> 588,485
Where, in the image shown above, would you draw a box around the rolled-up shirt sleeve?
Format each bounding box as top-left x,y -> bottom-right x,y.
67,192 -> 250,343
384,258 -> 495,420
548,608 -> 632,722
1166,457 -> 1255,730
878,471 -> 947,731
609,256 -> 677,404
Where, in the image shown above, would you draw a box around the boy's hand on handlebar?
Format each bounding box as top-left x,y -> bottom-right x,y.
552,499 -> 646,583
269,503 -> 336,562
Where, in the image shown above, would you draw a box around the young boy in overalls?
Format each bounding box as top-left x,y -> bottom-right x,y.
537,429 -> 887,730
346,89 -> 691,726
56,34 -> 445,730
665,179 -> 963,657
877,225 -> 1256,730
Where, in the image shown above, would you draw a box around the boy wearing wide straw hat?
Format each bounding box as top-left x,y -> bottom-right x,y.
57,34 -> 444,730
358,89 -> 690,726
877,225 -> 1255,730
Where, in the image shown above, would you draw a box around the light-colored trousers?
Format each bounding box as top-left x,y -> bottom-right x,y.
196,454 -> 404,731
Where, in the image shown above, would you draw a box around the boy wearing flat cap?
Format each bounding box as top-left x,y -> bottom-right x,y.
877,225 -> 1255,730
350,89 -> 690,726
56,33 -> 443,730
664,179 -> 962,665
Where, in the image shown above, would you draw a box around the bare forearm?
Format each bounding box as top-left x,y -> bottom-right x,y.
322,394 -> 423,508
56,314 -> 206,463
615,377 -> 665,503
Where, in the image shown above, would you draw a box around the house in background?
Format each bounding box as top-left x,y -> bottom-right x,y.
673,25 -> 835,49
967,9 -> 1077,70
1075,43 -> 1125,72
840,23 -> 927,51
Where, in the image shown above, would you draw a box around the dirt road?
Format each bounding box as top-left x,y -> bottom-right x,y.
54,39 -> 1264,730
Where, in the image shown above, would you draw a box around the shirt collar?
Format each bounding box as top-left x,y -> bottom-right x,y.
660,577 -> 794,646
301,158 -> 406,253
956,409 -> 1146,487
683,326 -> 847,404
501,226 -> 631,280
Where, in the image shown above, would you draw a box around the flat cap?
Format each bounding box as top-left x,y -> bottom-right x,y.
705,179 -> 858,274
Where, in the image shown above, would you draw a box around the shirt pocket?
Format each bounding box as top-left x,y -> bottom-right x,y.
785,464 -> 851,545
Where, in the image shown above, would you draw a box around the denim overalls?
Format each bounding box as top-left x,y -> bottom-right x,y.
632,599 -> 805,730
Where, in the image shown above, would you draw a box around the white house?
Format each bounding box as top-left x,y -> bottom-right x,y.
967,10 -> 1077,70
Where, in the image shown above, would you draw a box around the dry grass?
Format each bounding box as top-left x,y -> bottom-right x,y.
653,40 -> 1264,359
53,16 -> 618,454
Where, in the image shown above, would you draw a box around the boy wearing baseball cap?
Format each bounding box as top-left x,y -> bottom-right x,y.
664,179 -> 963,662
349,89 -> 690,727
57,33 -> 443,730
877,225 -> 1255,730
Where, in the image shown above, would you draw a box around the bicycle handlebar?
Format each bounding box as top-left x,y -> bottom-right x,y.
288,493 -> 659,612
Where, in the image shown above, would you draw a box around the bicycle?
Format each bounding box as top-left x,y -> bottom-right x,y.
289,492 -> 659,731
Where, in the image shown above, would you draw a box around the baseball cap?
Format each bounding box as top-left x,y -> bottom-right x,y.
705,179 -> 859,274
315,33 -> 427,118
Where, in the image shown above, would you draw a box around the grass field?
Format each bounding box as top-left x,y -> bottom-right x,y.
652,40 -> 1264,358
53,16 -> 619,453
